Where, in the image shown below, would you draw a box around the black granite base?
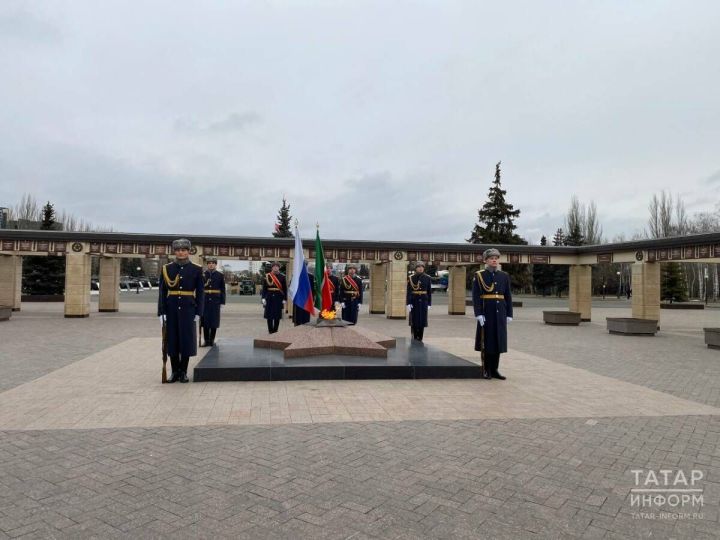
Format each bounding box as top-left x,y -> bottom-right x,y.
194,337 -> 483,381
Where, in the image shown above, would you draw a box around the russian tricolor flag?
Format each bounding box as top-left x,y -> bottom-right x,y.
288,226 -> 317,317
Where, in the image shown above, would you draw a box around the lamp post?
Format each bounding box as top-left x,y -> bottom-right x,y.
136,266 -> 141,294
616,271 -> 621,298
704,267 -> 709,306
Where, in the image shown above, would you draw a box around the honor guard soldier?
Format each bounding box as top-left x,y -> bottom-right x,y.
201,257 -> 226,346
339,264 -> 363,324
472,248 -> 513,380
406,262 -> 432,341
157,238 -> 205,383
326,263 -> 340,306
293,268 -> 316,326
262,262 -> 287,333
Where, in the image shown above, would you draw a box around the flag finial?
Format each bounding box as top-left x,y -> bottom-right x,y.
316,222 -> 319,230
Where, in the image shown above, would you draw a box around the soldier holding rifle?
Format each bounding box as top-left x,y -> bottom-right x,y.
158,238 -> 205,383
472,248 -> 513,380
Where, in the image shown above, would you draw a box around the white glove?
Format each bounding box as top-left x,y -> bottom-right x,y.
406,304 -> 413,312
159,315 -> 165,326
194,315 -> 200,322
341,302 -> 346,308
507,317 -> 512,323
262,299 -> 267,306
476,315 -> 485,326
427,305 -> 432,310
357,303 -> 362,309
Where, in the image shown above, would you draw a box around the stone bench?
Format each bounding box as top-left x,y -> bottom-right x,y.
543,311 -> 582,326
606,317 -> 658,336
704,328 -> 720,350
0,305 -> 12,322
661,303 -> 704,310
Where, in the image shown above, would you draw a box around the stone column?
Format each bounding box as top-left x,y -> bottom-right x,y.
569,265 -> 592,321
98,257 -> 121,312
632,261 -> 661,321
64,249 -> 91,318
448,266 -> 467,315
369,262 -> 387,314
0,255 -> 21,310
13,256 -> 22,310
190,246 -> 203,267
385,257 -> 407,319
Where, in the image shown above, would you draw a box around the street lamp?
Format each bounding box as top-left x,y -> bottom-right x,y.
136,266 -> 142,294
704,267 -> 709,306
616,271 -> 621,298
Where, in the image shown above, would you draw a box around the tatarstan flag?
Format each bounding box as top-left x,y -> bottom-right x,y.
313,229 -> 334,311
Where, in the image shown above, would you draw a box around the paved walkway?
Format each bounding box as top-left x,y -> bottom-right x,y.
0,300 -> 719,538
0,338 -> 718,431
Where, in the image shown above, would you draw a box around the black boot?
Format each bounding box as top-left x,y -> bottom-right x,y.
167,371 -> 179,383
179,372 -> 190,383
492,371 -> 506,380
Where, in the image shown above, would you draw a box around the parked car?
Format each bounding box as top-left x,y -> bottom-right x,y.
239,280 -> 255,295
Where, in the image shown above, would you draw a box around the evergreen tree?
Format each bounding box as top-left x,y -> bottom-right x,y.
467,162 -> 524,244
22,202 -> 65,295
272,197 -> 293,238
466,162 -> 528,289
551,228 -> 568,297
564,223 -> 584,247
532,235 -> 554,296
662,263 -> 688,302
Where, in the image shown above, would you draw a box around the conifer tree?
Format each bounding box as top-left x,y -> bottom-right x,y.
22,202 -> 65,295
272,197 -> 293,238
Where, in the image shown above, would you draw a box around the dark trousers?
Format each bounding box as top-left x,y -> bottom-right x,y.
411,326 -> 425,341
483,352 -> 501,375
267,319 -> 280,334
202,326 -> 217,345
170,354 -> 190,374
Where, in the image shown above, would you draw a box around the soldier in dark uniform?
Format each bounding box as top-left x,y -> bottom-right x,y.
406,262 -> 432,341
157,238 -> 205,383
261,262 -> 287,333
201,257 -> 225,346
339,264 -> 363,324
325,263 -> 340,307
293,265 -> 316,326
472,248 -> 513,380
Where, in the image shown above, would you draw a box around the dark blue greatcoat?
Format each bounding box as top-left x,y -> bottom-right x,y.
202,270 -> 226,329
328,274 -> 340,304
473,268 -> 513,354
340,274 -> 363,324
157,261 -> 205,357
293,273 -> 316,326
262,272 -> 287,320
407,273 -> 432,329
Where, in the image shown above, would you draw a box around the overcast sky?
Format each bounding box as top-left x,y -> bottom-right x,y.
1,1 -> 718,244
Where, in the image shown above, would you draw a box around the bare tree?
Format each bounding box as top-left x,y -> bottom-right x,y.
13,193 -> 41,222
584,201 -> 603,244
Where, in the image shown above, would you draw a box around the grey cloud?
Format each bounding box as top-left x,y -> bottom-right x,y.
706,170 -> 720,184
0,8 -> 61,44
174,112 -> 261,134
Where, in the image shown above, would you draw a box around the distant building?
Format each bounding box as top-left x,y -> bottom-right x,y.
0,207 -> 8,229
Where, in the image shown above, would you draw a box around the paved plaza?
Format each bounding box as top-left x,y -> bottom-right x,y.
1,295 -> 719,538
